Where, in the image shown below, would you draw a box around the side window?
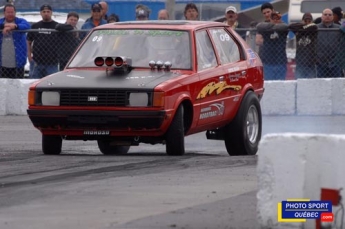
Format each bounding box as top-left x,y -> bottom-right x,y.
210,28 -> 240,64
195,30 -> 217,71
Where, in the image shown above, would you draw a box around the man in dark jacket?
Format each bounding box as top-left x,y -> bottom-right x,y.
55,11 -> 81,71
256,11 -> 288,80
316,8 -> 343,78
289,13 -> 318,78
27,4 -> 59,79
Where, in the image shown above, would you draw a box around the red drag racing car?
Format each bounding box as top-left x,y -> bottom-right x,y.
27,20 -> 264,156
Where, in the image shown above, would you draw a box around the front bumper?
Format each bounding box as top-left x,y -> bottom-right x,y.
27,109 -> 166,134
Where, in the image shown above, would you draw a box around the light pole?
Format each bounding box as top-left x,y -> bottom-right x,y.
165,0 -> 175,20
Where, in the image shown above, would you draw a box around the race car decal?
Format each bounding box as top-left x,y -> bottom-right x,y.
199,102 -> 224,119
227,66 -> 240,73
84,130 -> 110,135
229,74 -> 240,82
97,30 -> 184,37
197,81 -> 242,99
92,36 -> 103,42
246,49 -> 257,67
219,33 -> 230,42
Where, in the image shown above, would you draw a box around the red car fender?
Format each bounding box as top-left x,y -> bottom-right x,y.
163,92 -> 193,131
229,84 -> 256,118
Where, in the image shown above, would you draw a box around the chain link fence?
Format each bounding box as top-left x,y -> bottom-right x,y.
239,27 -> 345,80
0,28 -> 344,80
0,29 -> 84,79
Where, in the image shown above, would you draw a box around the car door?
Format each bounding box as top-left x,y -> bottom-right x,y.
208,28 -> 247,121
194,29 -> 228,129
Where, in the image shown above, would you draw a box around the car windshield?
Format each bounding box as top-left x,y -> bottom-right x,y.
68,29 -> 192,69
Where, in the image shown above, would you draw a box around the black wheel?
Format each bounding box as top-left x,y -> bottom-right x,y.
42,135 -> 62,155
165,105 -> 185,156
224,91 -> 262,156
97,140 -> 130,155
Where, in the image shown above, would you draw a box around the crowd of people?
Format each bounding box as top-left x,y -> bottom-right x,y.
254,2 -> 345,80
0,1 -> 344,80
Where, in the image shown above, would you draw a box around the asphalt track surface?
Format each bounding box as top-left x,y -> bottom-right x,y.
1,115 -> 345,229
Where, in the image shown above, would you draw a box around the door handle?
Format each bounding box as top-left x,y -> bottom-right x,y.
241,71 -> 247,76
219,76 -> 224,81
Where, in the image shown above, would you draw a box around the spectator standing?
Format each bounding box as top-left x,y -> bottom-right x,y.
135,4 -> 150,20
256,2 -> 274,60
289,13 -> 318,78
0,4 -> 30,78
314,6 -> 343,25
316,8 -> 343,78
107,14 -> 120,23
158,9 -> 169,20
136,9 -> 149,20
223,6 -> 246,39
332,7 -> 343,25
98,1 -> 120,22
99,1 -> 109,21
27,4 -> 59,79
261,2 -> 274,22
339,21 -> 345,76
256,11 -> 288,80
81,3 -> 107,39
55,11 -> 81,71
184,3 -> 199,20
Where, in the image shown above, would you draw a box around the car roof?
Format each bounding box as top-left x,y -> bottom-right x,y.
96,20 -> 226,30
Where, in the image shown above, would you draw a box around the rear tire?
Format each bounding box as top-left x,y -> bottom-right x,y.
97,140 -> 130,155
42,135 -> 62,155
165,105 -> 185,156
224,91 -> 262,156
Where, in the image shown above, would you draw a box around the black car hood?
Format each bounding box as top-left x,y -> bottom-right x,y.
35,69 -> 185,90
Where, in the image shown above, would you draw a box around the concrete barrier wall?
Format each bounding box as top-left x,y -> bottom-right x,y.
1,78 -> 345,115
262,78 -> 345,116
0,79 -> 36,116
257,134 -> 345,229
261,81 -> 296,115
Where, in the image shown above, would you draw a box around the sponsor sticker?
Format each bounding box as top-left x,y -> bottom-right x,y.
200,102 -> 225,119
247,49 -> 257,67
84,130 -> 110,135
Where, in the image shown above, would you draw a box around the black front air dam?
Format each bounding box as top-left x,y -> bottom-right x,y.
27,109 -> 166,129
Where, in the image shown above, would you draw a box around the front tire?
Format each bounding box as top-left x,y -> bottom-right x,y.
224,91 -> 262,156
97,140 -> 130,155
42,135 -> 62,155
165,105 -> 185,156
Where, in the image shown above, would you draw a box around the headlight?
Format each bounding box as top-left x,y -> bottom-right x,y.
41,91 -> 60,106
128,92 -> 148,107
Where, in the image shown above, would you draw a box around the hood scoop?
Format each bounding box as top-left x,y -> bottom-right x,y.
94,56 -> 133,75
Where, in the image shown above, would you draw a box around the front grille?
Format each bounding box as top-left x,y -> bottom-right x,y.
59,90 -> 127,107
